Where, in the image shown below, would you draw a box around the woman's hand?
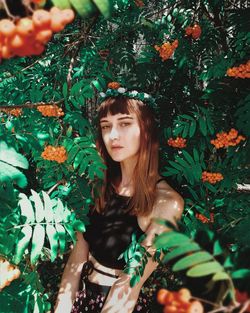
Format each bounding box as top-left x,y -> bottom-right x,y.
101,274 -> 140,313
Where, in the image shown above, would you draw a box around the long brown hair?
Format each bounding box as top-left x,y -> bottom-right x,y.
95,96 -> 159,216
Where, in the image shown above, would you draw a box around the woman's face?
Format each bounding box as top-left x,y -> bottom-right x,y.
100,113 -> 141,163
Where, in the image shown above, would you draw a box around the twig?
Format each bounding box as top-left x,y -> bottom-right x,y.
0,0 -> 18,19
47,180 -> 66,195
0,99 -> 64,110
239,300 -> 250,313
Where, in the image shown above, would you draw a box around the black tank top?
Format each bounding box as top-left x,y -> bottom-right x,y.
83,178 -> 165,269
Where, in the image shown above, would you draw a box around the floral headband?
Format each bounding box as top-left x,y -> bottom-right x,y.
99,82 -> 156,108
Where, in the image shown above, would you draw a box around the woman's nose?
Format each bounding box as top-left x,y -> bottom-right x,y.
109,127 -> 119,140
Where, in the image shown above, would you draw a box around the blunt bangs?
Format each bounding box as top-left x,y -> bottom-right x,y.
98,96 -> 144,119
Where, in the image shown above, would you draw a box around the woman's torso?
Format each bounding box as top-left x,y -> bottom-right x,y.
83,177 -> 166,285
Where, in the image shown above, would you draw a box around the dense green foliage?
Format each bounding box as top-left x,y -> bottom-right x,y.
0,0 -> 249,312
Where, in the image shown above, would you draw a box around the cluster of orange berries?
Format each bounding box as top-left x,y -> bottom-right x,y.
0,108 -> 22,117
37,104 -> 64,117
168,137 -> 187,148
154,40 -> 178,61
107,81 -> 121,89
226,61 -> 250,79
157,288 -> 204,313
0,7 -> 74,59
0,257 -> 21,291
202,171 -> 223,184
211,128 -> 246,149
134,0 -> 145,7
185,24 -> 202,39
41,145 -> 67,163
196,212 -> 214,224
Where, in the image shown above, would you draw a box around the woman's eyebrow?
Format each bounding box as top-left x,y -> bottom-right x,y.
100,116 -> 134,123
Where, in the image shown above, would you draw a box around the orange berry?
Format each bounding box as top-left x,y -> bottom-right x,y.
32,9 -> 51,29
177,288 -> 192,303
185,26 -> 193,36
157,289 -> 169,305
9,34 -> 25,49
164,305 -> 178,313
187,300 -> 204,313
0,19 -> 16,37
16,18 -> 35,37
107,82 -> 121,89
35,29 -> 53,44
50,13 -> 65,32
61,9 -> 75,24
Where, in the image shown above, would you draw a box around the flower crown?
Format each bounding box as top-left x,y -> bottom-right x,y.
99,82 -> 156,108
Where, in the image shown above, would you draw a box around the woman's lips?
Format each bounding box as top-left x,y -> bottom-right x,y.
111,146 -> 123,150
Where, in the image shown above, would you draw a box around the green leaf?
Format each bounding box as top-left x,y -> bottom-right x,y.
212,272 -> 230,281
52,0 -> 71,9
14,225 -> 32,264
154,232 -> 192,249
73,150 -> 85,169
189,121 -> 196,137
73,220 -> 86,232
31,224 -> 45,264
46,224 -> 58,262
0,141 -> 29,169
231,269 -> 250,279
31,190 -> 44,223
92,0 -> 113,18
199,117 -> 207,136
182,150 -> 195,165
19,193 -> 35,223
42,191 -> 54,223
64,224 -> 76,244
0,161 -> 28,188
55,223 -> 66,254
70,0 -> 96,18
173,251 -> 214,271
187,261 -> 223,277
213,240 -> 224,256
163,242 -> 200,263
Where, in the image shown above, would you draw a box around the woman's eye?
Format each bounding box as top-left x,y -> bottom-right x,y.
101,125 -> 110,130
120,123 -> 130,127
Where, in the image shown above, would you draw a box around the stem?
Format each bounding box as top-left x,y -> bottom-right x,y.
192,296 -> 219,307
0,0 -> 18,19
0,99 -> 64,110
47,180 -> 65,195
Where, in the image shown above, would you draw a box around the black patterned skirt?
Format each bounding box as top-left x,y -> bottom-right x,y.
71,261 -> 150,313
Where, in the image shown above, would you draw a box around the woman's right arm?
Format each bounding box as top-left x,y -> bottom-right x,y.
54,231 -> 89,313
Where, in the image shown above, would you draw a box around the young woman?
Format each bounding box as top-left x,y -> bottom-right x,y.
55,90 -> 184,313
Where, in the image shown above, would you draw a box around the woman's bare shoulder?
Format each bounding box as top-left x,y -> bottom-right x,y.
153,179 -> 184,221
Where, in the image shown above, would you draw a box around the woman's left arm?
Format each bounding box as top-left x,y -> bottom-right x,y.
101,189 -> 184,313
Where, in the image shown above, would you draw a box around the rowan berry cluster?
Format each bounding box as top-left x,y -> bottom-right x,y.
211,128 -> 246,149
185,24 -> 202,39
168,137 -> 187,148
107,82 -> 121,89
0,7 -> 74,59
196,212 -> 214,224
0,108 -> 22,117
0,257 -> 21,291
226,61 -> 250,79
41,145 -> 67,163
134,0 -> 145,7
157,288 -> 204,313
37,104 -> 64,117
202,171 -> 223,184
154,40 -> 178,61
